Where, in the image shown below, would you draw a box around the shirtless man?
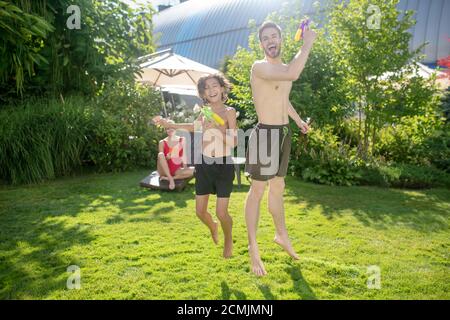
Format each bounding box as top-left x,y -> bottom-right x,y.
245,21 -> 316,276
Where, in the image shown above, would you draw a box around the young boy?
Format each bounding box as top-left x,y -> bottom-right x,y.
154,73 -> 238,258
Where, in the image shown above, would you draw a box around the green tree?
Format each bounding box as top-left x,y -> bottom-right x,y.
0,0 -> 54,95
0,0 -> 155,101
328,0 -> 438,158
226,0 -> 350,130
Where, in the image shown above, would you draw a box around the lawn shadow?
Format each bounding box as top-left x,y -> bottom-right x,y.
284,178 -> 450,233
221,281 -> 247,300
0,216 -> 95,299
0,170 -> 195,298
232,183 -> 250,195
285,265 -> 317,300
257,284 -> 276,300
82,178 -> 195,224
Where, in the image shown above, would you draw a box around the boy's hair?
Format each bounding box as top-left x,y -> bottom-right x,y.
258,21 -> 282,42
197,73 -> 232,104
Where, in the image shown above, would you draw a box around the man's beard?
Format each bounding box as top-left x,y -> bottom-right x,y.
265,46 -> 281,58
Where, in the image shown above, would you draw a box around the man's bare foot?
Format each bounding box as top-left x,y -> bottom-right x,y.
249,245 -> 267,276
168,177 -> 175,190
210,222 -> 219,245
223,237 -> 233,259
274,234 -> 299,260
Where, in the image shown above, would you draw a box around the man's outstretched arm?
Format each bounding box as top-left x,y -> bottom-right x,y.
252,30 -> 317,82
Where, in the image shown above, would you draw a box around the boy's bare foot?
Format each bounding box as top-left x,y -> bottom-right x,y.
223,238 -> 233,259
210,222 -> 219,245
249,245 -> 267,276
274,234 -> 299,260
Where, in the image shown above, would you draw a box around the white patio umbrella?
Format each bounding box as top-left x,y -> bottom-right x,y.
136,49 -> 219,116
136,49 -> 219,87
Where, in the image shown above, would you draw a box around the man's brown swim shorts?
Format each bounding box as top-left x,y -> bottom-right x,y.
245,123 -> 291,181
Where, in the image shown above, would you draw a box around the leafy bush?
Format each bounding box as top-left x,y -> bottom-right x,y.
374,115 -> 448,167
290,126 -> 362,186
422,125 -> 450,173
289,124 -> 450,189
358,163 -> 450,189
0,81 -> 164,184
86,80 -> 163,172
440,89 -> 450,122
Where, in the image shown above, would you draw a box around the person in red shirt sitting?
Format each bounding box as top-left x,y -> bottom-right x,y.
157,120 -> 194,190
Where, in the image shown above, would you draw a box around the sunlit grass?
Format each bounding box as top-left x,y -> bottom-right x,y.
0,170 -> 449,299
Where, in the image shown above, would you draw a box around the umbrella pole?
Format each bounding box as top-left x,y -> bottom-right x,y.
159,89 -> 168,118
171,94 -> 175,113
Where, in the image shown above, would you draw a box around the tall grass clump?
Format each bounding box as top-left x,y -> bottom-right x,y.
0,96 -> 91,184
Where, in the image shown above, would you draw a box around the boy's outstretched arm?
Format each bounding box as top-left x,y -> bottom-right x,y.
155,115 -> 201,132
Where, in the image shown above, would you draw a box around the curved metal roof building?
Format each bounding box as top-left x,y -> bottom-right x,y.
153,0 -> 450,68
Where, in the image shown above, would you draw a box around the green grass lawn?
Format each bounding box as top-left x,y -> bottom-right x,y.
0,170 -> 449,299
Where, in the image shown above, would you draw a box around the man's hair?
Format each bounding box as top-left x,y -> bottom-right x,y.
197,73 -> 232,104
258,21 -> 282,42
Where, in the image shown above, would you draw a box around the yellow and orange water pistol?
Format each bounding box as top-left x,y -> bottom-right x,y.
295,19 -> 311,42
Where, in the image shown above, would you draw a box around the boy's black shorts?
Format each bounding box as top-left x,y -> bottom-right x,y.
194,155 -> 235,198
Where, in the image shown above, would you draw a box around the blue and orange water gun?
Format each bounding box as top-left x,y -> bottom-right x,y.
295,19 -> 311,42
